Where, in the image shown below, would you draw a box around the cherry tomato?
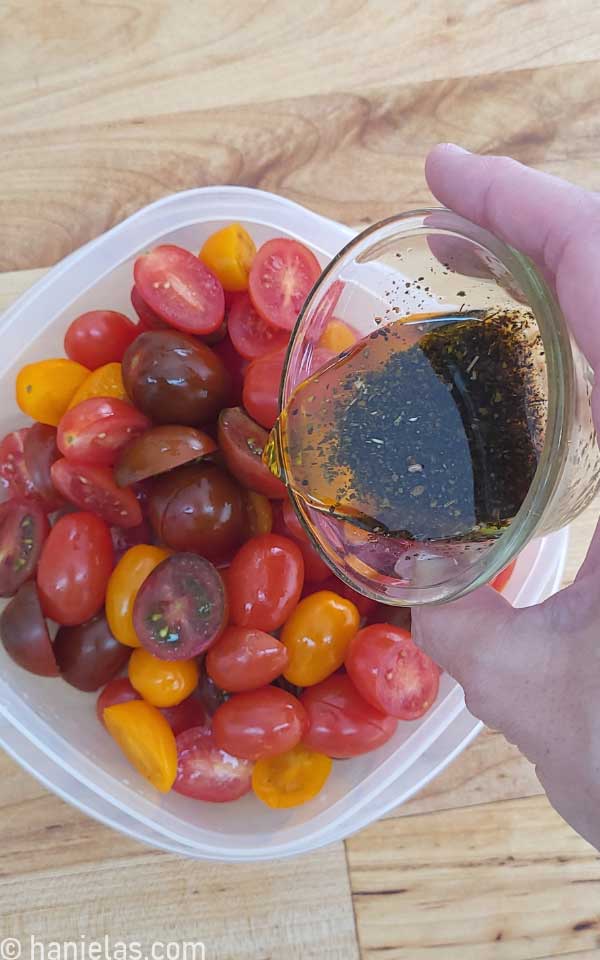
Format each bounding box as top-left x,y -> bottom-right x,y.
281,590 -> 359,687
68,362 -> 128,410
206,626 -> 289,692
213,686 -> 308,760
131,285 -> 168,330
122,331 -> 229,426
23,424 -> 63,510
0,429 -> 37,503
491,559 -> 517,592
211,335 -> 248,405
128,647 -> 199,708
160,693 -> 207,737
227,293 -> 289,361
97,677 -> 139,725
318,318 -> 357,354
57,398 -> 150,467
16,359 -> 90,427
197,667 -> 230,716
37,512 -> 114,626
252,744 -> 332,809
301,673 -> 397,758
104,699 -> 178,793
0,581 -> 59,677
249,239 -> 321,332
133,553 -> 227,661
51,459 -> 143,528
242,348 -> 286,430
227,534 -> 304,631
242,490 -> 273,538
199,223 -> 256,293
110,517 -> 154,562
54,613 -> 131,692
134,244 -> 225,335
218,406 -> 286,499
114,425 -> 216,487
276,499 -> 330,583
318,575 -> 377,620
174,726 -> 253,802
346,624 -> 440,720
149,463 -> 244,561
65,311 -> 140,369
106,544 -> 170,649
0,500 -> 49,598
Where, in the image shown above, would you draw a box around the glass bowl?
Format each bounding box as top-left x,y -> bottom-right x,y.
278,208 -> 600,605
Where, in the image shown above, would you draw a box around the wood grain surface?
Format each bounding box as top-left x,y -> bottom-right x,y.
2,4 -> 600,957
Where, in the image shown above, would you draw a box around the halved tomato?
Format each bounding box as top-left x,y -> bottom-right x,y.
249,239 -> 321,332
228,294 -> 289,360
218,407 -> 287,499
242,348 -> 286,430
51,459 -> 143,528
57,398 -> 150,466
134,244 -> 225,335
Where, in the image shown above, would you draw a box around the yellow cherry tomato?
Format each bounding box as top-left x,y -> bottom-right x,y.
252,745 -> 332,809
128,647 -> 199,708
104,700 -> 177,793
243,490 -> 273,538
68,362 -> 128,409
318,319 -> 357,354
199,223 -> 256,292
106,545 -> 171,648
281,590 -> 360,686
16,358 -> 90,426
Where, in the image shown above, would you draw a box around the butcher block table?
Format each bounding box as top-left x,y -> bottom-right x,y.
1,2 -> 600,956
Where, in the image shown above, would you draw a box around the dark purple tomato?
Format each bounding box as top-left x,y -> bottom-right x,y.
0,500 -> 50,598
23,424 -> 64,510
0,581 -> 59,677
53,612 -> 131,692
133,553 -> 227,661
122,331 -> 230,426
114,425 -> 217,488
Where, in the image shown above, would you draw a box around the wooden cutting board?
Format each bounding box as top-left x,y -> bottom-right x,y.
1,3 -> 600,955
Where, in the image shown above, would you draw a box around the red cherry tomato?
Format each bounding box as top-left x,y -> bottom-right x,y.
0,429 -> 38,503
210,335 -> 248,405
242,348 -> 286,430
301,673 -> 397,758
57,398 -> 150,467
23,424 -> 63,510
37,512 -> 114,626
218,406 -> 286,500
213,686 -> 308,760
174,726 -> 253,802
130,285 -> 168,330
65,311 -> 140,369
206,626 -> 289,692
227,293 -> 289,361
51,459 -> 143,528
491,559 -> 517,592
0,500 -> 49,598
249,239 -> 321,332
160,693 -> 207,737
346,624 -> 440,720
275,500 -> 330,583
227,534 -> 304,632
134,244 -> 225,335
96,677 -> 139,725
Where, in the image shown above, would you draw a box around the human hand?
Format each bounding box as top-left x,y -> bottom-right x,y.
413,144 -> 600,849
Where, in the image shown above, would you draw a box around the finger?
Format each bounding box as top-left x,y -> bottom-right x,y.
425,145 -> 600,369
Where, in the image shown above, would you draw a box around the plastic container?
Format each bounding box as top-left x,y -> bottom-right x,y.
0,187 -> 569,861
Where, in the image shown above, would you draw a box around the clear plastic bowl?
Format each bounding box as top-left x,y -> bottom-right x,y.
0,187 -> 569,861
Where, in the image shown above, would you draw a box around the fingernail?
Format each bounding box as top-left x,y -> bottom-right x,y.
439,143 -> 471,155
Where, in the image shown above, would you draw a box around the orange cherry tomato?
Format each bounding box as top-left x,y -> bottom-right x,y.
128,647 -> 199,708
252,744 -> 332,809
199,223 -> 256,293
318,318 -> 357,354
16,359 -> 90,426
67,362 -> 128,409
281,589 -> 360,686
491,559 -> 517,592
103,699 -> 177,793
106,545 -> 171,648
243,490 -> 273,538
